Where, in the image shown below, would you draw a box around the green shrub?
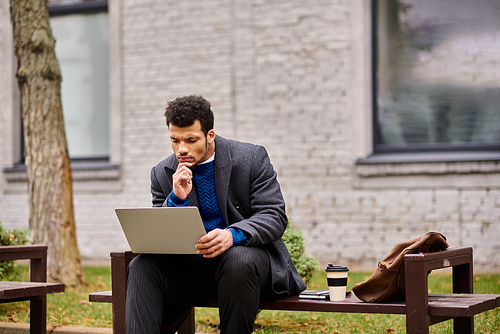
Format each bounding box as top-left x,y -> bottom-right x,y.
282,220 -> 319,286
0,221 -> 30,280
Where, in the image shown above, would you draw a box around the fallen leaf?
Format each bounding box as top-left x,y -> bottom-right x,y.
386,329 -> 396,333
48,325 -> 61,332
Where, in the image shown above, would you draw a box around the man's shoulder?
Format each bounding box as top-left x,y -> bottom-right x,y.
216,136 -> 271,170
217,136 -> 265,155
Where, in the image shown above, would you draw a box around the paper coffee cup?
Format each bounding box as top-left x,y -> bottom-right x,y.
325,264 -> 349,301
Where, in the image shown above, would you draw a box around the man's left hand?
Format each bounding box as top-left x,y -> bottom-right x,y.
196,229 -> 232,258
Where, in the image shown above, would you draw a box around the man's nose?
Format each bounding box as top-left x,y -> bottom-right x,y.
178,142 -> 188,154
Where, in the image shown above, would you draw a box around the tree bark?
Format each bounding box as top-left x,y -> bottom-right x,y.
10,0 -> 85,285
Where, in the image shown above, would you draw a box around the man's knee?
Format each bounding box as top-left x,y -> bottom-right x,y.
129,255 -> 151,273
217,247 -> 270,283
127,255 -> 163,284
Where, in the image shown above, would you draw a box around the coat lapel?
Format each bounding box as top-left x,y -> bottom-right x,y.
214,136 -> 233,226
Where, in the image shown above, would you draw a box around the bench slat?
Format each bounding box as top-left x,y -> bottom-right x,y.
89,290 -> 500,318
428,293 -> 500,317
89,291 -> 113,303
197,294 -> 500,316
0,282 -> 65,300
197,296 -> 406,314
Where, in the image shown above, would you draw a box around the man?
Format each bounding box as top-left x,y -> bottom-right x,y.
126,95 -> 306,333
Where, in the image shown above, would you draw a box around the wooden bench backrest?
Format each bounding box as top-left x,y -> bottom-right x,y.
0,245 -> 48,282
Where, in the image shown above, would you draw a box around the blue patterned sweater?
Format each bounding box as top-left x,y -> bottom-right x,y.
167,159 -> 247,246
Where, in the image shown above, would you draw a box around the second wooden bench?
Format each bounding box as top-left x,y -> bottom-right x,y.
0,245 -> 65,334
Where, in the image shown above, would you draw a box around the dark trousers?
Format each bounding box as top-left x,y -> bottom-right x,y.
125,246 -> 271,334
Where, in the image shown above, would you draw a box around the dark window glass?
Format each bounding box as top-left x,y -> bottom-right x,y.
374,0 -> 500,152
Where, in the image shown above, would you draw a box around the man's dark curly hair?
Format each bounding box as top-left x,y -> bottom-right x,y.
164,95 -> 214,135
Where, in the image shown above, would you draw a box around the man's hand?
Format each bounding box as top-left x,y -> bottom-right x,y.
172,163 -> 193,199
196,229 -> 232,258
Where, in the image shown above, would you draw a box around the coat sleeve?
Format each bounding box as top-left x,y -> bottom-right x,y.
150,165 -> 169,207
228,145 -> 288,246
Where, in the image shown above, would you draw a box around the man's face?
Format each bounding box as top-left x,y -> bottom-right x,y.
169,120 -> 215,165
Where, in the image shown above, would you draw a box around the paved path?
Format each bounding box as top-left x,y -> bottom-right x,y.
0,322 -> 211,334
0,322 -> 112,334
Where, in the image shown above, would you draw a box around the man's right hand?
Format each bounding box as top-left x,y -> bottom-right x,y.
172,163 -> 193,199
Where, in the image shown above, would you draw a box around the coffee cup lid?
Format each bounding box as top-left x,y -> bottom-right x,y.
325,264 -> 349,272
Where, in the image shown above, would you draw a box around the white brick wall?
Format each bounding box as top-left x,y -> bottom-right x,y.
0,0 -> 499,271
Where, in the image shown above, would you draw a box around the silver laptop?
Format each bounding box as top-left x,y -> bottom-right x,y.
115,207 -> 206,254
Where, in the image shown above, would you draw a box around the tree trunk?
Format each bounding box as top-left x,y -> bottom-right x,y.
10,0 -> 85,285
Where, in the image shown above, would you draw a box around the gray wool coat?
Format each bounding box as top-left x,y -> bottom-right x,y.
150,135 -> 307,298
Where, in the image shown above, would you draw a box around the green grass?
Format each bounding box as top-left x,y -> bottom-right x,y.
1,266 -> 499,333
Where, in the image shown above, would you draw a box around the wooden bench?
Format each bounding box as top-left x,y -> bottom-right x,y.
89,247 -> 500,334
0,245 -> 65,334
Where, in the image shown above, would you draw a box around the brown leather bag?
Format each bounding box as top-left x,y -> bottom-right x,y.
352,232 -> 449,302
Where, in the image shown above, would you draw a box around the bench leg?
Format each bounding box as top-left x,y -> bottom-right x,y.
453,262 -> 473,294
178,308 -> 195,334
453,257 -> 474,333
112,300 -> 126,334
30,295 -> 47,334
454,317 -> 474,334
111,253 -> 130,334
405,262 -> 430,334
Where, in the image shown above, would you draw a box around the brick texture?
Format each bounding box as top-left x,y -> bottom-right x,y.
0,0 -> 498,271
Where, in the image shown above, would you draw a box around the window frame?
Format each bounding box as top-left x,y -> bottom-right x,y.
50,2 -> 110,160
49,1 -> 108,17
2,0 -> 122,189
349,0 -> 500,189
370,0 -> 500,155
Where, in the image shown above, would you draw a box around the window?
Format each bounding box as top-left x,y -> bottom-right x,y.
3,0 -> 121,187
50,3 -> 109,159
373,0 -> 500,154
349,1 -> 500,188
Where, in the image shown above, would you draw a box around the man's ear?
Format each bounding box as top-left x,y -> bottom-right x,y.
207,129 -> 216,143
